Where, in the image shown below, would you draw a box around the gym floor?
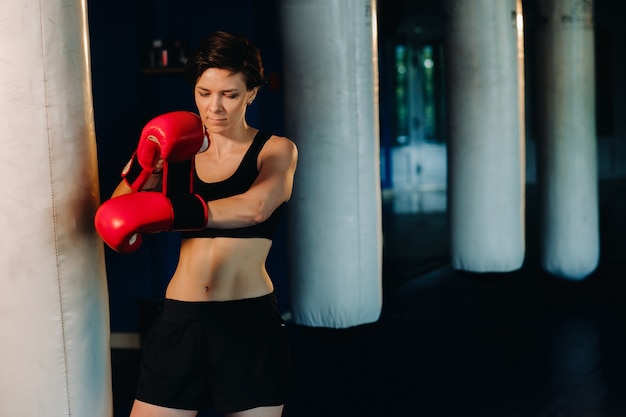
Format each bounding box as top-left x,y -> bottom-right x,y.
112,180 -> 626,417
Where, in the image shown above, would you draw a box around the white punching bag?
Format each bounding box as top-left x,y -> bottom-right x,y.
534,0 -> 599,280
0,0 -> 112,416
445,0 -> 526,272
281,0 -> 383,328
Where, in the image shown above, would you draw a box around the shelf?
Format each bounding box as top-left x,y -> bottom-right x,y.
140,67 -> 184,75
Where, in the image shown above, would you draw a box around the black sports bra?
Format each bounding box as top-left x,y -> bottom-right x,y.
177,131 -> 284,240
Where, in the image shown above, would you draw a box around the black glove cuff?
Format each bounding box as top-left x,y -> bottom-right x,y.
121,153 -> 161,191
169,194 -> 208,230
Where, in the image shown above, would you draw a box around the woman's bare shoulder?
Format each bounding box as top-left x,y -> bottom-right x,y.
266,134 -> 298,157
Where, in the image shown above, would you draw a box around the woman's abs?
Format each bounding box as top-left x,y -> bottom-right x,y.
166,237 -> 274,302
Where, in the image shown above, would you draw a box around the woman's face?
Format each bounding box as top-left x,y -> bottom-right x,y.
194,68 -> 257,135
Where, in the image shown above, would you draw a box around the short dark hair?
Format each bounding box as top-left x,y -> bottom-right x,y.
184,31 -> 265,90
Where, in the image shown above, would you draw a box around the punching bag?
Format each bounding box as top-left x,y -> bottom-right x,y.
445,0 -> 526,272
0,0 -> 112,416
534,0 -> 599,280
281,0 -> 383,328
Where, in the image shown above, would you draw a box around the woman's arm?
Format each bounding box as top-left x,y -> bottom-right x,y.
205,135 -> 298,229
111,180 -> 134,198
111,158 -> 164,198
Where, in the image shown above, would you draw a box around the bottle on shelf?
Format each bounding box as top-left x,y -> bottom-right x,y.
149,39 -> 168,68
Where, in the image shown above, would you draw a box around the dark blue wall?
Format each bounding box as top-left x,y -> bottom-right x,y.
88,0 -> 288,333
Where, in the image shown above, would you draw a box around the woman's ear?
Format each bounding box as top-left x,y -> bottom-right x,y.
247,87 -> 259,105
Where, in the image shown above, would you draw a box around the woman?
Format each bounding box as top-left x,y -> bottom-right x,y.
112,31 -> 297,417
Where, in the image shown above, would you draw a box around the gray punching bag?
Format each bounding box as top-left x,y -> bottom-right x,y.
445,0 -> 526,272
281,0 -> 383,328
0,0 -> 112,416
534,0 -> 599,280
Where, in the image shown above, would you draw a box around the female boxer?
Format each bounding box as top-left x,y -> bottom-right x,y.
101,31 -> 297,417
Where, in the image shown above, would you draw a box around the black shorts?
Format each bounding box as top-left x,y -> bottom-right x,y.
135,293 -> 290,413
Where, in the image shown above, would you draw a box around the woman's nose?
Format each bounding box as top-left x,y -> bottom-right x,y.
208,96 -> 222,112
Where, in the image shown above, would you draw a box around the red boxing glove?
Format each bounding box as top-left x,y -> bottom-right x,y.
94,192 -> 208,253
122,111 -> 208,191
